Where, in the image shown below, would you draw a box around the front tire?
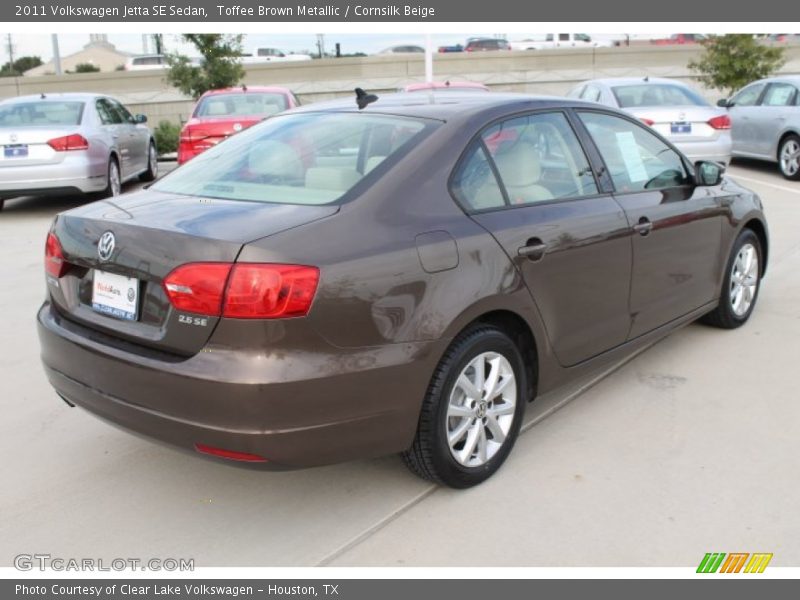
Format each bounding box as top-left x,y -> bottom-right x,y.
402,325 -> 527,488
778,134 -> 800,181
703,229 -> 762,329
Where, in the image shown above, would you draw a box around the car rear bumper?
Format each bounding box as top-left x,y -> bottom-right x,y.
37,302 -> 440,468
0,156 -> 107,197
672,136 -> 733,166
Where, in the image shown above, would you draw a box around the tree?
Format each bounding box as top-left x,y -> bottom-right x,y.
0,55 -> 43,77
72,63 -> 101,73
165,34 -> 245,100
688,34 -> 786,97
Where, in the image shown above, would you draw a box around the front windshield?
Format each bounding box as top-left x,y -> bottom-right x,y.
154,111 -> 432,205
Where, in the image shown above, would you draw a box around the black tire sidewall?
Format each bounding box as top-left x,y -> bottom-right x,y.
429,329 -> 527,488
720,229 -> 762,325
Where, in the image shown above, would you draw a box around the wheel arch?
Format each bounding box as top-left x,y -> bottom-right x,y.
776,129 -> 799,161
448,308 -> 540,403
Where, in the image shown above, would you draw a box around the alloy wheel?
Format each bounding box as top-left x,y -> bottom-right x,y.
780,139 -> 800,177
446,352 -> 517,467
729,242 -> 759,317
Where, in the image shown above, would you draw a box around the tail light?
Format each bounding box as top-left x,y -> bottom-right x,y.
708,115 -> 731,130
163,262 -> 319,319
639,118 -> 655,126
47,134 -> 89,151
44,232 -> 67,278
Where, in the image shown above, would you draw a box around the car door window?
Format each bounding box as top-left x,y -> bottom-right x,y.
110,100 -> 136,124
452,112 -> 598,211
761,83 -> 798,107
731,83 -> 765,107
578,111 -> 690,193
95,99 -> 121,125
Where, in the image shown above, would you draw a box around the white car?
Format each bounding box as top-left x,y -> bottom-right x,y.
0,93 -> 157,210
251,48 -> 313,62
510,34 -> 614,51
568,77 -> 732,165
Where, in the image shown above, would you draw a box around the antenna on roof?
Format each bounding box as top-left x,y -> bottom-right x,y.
242,84 -> 247,92
445,80 -> 451,87
40,92 -> 46,99
355,87 -> 378,110
643,76 -> 649,82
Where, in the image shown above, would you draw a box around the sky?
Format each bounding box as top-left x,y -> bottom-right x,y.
1,33 -> 651,62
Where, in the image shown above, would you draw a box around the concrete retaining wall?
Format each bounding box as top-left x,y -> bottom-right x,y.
2,44 -> 800,125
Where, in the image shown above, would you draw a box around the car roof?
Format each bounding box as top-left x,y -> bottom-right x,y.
289,91 -> 598,121
582,77 -> 695,88
403,81 -> 489,92
756,75 -> 800,86
0,93 -> 109,104
200,86 -> 293,97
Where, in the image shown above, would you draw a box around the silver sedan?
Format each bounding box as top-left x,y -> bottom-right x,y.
568,77 -> 732,165
0,93 -> 158,211
719,76 -> 800,180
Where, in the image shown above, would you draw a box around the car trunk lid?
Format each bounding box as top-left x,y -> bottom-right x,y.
0,126 -> 81,167
48,189 -> 338,356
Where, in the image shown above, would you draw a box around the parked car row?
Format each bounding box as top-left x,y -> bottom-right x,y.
569,75 -> 800,180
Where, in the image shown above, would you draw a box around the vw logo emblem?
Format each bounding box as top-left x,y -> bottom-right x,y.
9,133 -> 17,142
233,123 -> 243,132
97,231 -> 115,262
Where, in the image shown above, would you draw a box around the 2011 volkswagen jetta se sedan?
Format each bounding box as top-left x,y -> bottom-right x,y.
38,92 -> 768,488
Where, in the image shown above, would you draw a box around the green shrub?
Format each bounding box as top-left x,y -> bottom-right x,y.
153,120 -> 181,155
73,63 -> 100,73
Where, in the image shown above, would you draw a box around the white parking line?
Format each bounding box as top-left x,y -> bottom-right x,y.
728,173 -> 800,195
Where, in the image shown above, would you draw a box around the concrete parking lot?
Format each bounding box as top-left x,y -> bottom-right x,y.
0,159 -> 798,568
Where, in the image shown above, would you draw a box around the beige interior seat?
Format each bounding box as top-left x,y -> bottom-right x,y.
492,142 -> 553,205
247,140 -> 304,181
305,167 -> 361,191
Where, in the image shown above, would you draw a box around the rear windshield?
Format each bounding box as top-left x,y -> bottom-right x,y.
194,93 -> 290,118
0,101 -> 85,127
612,84 -> 708,108
153,111 -> 432,205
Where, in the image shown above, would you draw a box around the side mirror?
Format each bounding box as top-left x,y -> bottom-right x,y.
695,161 -> 724,186
135,114 -> 148,124
716,98 -> 731,108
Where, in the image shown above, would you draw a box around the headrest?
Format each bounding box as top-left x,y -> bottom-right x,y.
247,140 -> 304,180
493,142 -> 542,187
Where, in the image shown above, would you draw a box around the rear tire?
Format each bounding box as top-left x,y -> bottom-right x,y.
702,229 -> 762,329
96,157 -> 121,199
778,134 -> 800,181
402,325 -> 527,488
139,141 -> 158,182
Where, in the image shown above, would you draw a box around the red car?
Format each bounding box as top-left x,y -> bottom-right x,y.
178,86 -> 300,164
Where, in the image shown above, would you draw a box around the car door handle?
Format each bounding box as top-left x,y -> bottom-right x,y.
633,218 -> 653,236
518,239 -> 548,261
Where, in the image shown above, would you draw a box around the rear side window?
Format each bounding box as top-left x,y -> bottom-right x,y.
761,83 -> 798,107
578,111 -> 690,193
0,101 -> 84,127
451,112 -> 598,211
195,93 -> 289,118
581,85 -> 602,103
153,112 -> 431,205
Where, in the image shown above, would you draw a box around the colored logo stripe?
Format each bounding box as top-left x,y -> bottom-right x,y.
697,552 -> 773,573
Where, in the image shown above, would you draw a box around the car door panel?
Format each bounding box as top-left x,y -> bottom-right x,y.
750,83 -> 799,158
452,111 -> 632,367
728,83 -> 767,157
576,110 -> 724,339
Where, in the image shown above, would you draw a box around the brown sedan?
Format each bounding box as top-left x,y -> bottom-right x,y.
38,93 -> 768,488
